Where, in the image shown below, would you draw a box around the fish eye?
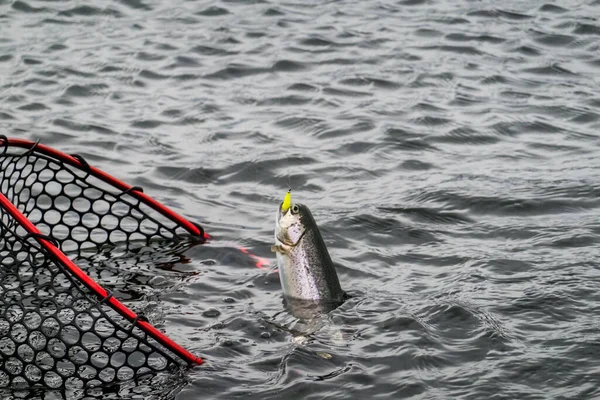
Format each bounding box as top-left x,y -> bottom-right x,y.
291,204 -> 300,214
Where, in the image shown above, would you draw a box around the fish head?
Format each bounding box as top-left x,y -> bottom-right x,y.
275,191 -> 314,246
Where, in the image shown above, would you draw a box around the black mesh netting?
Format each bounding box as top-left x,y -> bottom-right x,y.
0,140 -> 203,390
0,143 -> 201,254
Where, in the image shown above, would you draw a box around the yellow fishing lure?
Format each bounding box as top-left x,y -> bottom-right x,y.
281,190 -> 292,212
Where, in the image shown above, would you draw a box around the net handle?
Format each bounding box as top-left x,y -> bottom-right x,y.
0,137 -> 208,241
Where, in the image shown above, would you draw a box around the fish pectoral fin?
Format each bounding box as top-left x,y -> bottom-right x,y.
271,244 -> 289,254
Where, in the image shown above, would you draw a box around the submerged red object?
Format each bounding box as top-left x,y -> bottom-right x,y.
0,137 -> 205,389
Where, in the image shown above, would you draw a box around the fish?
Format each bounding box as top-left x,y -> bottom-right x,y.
271,190 -> 345,316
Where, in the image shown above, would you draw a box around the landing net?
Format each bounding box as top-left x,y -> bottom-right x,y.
0,137 -> 204,390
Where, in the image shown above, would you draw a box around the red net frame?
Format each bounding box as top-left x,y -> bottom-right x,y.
0,137 -> 204,389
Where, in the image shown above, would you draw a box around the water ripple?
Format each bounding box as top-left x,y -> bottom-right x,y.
3,0 -> 600,398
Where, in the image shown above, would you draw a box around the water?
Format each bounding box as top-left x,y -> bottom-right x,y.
2,0 -> 600,398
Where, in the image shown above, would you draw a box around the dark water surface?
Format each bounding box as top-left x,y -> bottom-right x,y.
2,0 -> 600,398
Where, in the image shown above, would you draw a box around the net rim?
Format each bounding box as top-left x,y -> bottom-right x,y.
0,136 -> 208,241
0,137 -> 204,366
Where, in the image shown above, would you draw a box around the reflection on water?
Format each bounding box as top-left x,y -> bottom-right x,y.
283,296 -> 343,322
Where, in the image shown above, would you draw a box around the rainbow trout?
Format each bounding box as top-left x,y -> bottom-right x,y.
271,191 -> 345,311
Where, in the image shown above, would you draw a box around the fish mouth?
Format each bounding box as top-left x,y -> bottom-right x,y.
275,210 -> 306,246
276,229 -> 306,247
275,190 -> 307,246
